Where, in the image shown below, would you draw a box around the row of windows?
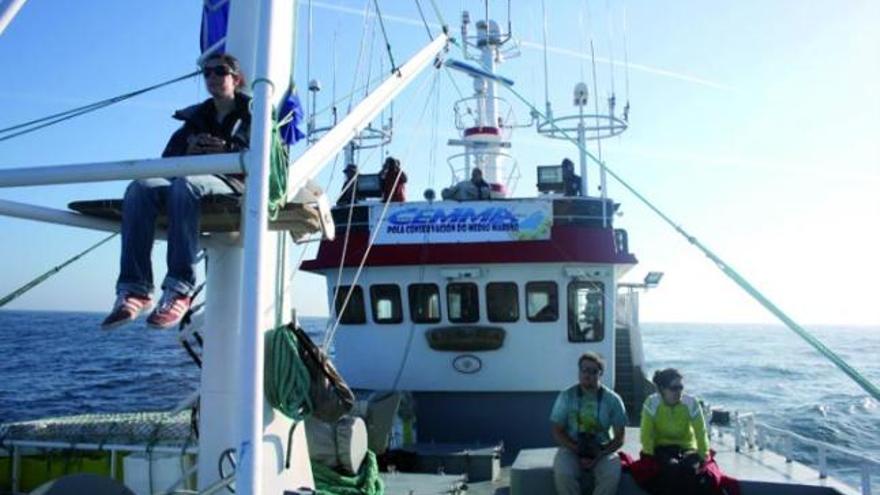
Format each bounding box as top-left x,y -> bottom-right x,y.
333,281 -> 605,342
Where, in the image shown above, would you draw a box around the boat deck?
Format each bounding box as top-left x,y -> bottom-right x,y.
380,427 -> 860,495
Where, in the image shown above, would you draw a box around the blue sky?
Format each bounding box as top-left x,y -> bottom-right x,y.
0,0 -> 877,325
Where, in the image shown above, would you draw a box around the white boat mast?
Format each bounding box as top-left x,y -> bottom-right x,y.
0,0 -> 447,489
447,9 -> 519,193
0,0 -> 27,36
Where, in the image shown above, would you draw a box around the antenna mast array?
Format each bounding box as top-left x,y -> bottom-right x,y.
446,1 -> 524,195
307,79 -> 393,169
536,0 -> 629,216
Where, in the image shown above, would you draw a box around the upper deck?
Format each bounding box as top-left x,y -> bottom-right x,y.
302,195 -> 637,271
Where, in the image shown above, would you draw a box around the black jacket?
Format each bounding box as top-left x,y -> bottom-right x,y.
162,92 -> 251,191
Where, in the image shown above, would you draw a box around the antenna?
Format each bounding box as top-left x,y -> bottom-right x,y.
541,0 -> 551,118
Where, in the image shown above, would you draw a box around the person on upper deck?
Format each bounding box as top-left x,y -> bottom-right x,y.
639,368 -> 712,494
380,156 -> 407,202
337,164 -> 359,206
101,53 -> 251,331
562,158 -> 582,197
550,352 -> 627,495
441,167 -> 491,201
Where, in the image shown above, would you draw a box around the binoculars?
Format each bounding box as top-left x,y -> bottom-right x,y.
577,432 -> 603,459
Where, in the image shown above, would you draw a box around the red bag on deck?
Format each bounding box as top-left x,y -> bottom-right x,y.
619,450 -> 740,495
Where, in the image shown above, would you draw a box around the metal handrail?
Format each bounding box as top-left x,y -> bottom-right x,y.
734,412 -> 878,494
446,149 -> 519,190
452,95 -> 515,131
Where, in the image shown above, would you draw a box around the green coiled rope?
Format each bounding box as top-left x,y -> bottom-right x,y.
311,451 -> 384,495
264,325 -> 312,420
268,119 -> 289,221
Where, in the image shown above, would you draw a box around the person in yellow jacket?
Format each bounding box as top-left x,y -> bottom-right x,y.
640,368 -> 712,495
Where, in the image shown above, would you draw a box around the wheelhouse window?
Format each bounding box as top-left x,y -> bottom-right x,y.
370,284 -> 403,324
567,281 -> 605,342
334,285 -> 365,324
487,282 -> 519,322
526,281 -> 558,322
409,283 -> 441,323
447,283 -> 479,323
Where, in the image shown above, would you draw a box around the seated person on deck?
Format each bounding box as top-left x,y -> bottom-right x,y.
550,352 -> 627,495
639,368 -> 714,495
101,53 -> 251,331
441,167 -> 491,201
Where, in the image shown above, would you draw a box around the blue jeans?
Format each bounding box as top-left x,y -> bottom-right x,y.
116,175 -> 235,297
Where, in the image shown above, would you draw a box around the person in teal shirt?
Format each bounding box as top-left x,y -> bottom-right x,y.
550,352 -> 627,495
640,368 -> 712,494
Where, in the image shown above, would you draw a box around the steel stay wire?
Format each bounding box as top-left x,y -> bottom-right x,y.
320,68 -> 439,350
0,70 -> 201,144
321,69 -> 440,352
0,233 -> 118,308
499,81 -> 880,402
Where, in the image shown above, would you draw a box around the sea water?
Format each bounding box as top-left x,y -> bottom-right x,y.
1,311 -> 877,487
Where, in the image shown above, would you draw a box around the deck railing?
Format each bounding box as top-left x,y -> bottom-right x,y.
733,412 -> 879,495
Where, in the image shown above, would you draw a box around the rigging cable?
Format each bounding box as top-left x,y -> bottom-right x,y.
540,0 -> 551,113
589,40 -> 604,166
321,70 -> 438,351
371,0 -> 400,75
605,0 -> 616,96
345,0 -> 375,115
0,233 -> 117,308
621,0 -> 631,120
0,71 -> 200,144
497,81 -> 880,403
427,0 -> 447,32
322,173 -> 360,352
306,0 -> 313,119
414,0 -> 434,40
578,0 -> 587,85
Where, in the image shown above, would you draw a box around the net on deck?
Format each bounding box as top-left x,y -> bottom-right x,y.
0,411 -> 194,449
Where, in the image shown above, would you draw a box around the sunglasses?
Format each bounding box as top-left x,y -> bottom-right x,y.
666,384 -> 684,392
579,367 -> 601,376
203,66 -> 236,78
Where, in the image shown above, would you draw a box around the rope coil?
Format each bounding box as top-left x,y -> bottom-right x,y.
264,325 -> 312,421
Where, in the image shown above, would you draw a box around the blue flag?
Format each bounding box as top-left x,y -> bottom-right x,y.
200,0 -> 229,54
278,86 -> 305,146
200,1 -> 304,146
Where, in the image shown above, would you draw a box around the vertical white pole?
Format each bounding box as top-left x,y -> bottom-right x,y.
478,22 -> 502,186
198,244 -> 243,490
577,109 -> 588,196
235,0 -> 279,493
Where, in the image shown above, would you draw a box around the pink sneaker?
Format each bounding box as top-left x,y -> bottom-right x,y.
101,293 -> 154,330
146,291 -> 192,330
